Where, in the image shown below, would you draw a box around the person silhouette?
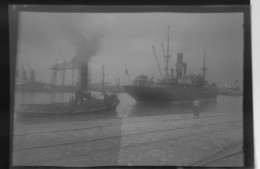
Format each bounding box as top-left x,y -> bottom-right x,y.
193,98 -> 200,119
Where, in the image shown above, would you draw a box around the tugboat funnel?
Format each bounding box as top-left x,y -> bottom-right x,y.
80,64 -> 89,91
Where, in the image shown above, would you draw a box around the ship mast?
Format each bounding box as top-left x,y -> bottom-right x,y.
202,50 -> 207,84
153,26 -> 172,81
152,45 -> 164,79
102,65 -> 105,92
165,25 -> 171,79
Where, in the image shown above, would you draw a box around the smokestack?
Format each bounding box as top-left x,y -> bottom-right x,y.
80,63 -> 89,91
102,65 -> 105,92
177,53 -> 183,63
183,62 -> 187,76
176,53 -> 183,79
171,68 -> 174,79
201,51 -> 207,83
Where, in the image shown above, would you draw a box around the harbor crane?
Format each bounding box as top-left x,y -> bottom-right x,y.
50,58 -> 91,87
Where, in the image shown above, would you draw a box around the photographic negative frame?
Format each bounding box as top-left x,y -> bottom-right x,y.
7,1 -> 253,168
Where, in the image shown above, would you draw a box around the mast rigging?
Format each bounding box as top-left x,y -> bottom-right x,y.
165,25 -> 171,79
152,45 -> 164,79
201,50 -> 207,84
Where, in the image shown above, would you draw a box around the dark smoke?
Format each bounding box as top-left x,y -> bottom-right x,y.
19,12 -> 105,65
57,14 -> 105,66
70,32 -> 103,66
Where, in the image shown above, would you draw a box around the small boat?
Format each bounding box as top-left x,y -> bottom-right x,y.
15,92 -> 120,118
218,81 -> 243,96
15,63 -> 120,118
218,89 -> 243,96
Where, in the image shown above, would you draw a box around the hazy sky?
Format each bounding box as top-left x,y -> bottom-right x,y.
15,11 -> 244,87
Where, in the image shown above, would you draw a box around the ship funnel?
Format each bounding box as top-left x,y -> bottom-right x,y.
176,53 -> 183,79
171,68 -> 174,79
80,63 -> 89,91
201,51 -> 207,85
183,62 -> 187,75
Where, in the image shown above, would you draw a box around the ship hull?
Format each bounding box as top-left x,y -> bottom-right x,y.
123,85 -> 217,102
15,105 -> 117,118
15,95 -> 120,118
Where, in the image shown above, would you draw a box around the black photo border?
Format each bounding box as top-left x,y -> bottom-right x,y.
3,0 -> 252,169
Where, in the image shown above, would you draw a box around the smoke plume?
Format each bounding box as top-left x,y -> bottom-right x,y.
69,30 -> 103,66
19,12 -> 105,65
58,14 -> 105,66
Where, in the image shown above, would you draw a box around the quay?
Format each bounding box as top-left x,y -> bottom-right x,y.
12,110 -> 243,167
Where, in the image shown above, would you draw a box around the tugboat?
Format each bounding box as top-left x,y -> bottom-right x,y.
15,64 -> 120,118
123,26 -> 218,102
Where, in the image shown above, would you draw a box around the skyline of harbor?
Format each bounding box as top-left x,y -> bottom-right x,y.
16,12 -> 243,87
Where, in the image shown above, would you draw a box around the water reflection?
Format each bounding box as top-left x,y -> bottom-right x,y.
16,109 -> 118,124
116,93 -> 242,118
125,99 -> 218,117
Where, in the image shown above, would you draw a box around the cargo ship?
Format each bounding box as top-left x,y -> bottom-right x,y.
123,26 -> 218,102
15,64 -> 120,118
